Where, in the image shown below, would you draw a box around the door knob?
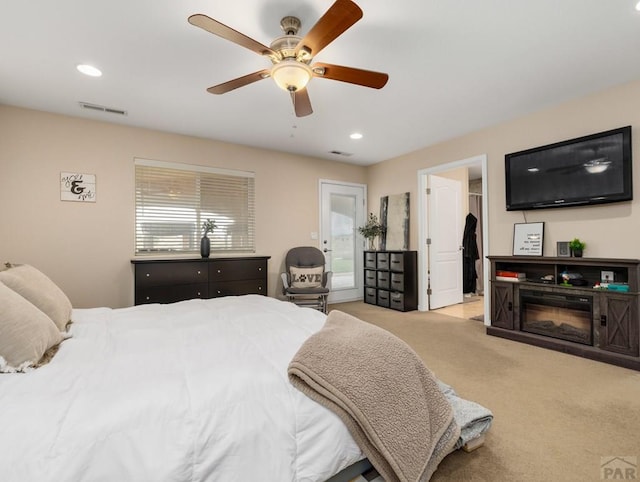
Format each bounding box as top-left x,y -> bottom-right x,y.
323,248 -> 332,252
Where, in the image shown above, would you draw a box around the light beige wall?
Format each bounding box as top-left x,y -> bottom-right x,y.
368,79 -> 640,259
0,105 -> 366,308
4,78 -> 639,308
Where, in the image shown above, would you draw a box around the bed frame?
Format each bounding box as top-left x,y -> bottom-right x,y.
325,433 -> 487,481
326,459 -> 374,482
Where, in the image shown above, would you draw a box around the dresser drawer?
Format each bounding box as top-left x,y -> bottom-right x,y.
135,262 -> 208,287
390,253 -> 405,272
135,283 -> 208,305
377,289 -> 390,308
390,292 -> 405,311
390,272 -> 405,292
377,271 -> 390,290
210,259 -> 267,282
377,252 -> 390,270
210,279 -> 266,297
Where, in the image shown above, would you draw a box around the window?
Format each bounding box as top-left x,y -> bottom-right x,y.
134,158 -> 255,255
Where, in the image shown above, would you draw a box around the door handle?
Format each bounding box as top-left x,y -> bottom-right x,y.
323,248 -> 332,253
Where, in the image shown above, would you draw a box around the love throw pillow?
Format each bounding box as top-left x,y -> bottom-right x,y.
290,266 -> 323,288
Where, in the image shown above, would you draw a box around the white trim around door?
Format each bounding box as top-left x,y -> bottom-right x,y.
417,155 -> 490,326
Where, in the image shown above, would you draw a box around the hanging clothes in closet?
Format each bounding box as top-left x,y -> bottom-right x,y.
462,213 -> 479,294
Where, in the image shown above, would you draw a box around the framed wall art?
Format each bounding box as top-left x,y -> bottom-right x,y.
61,172 -> 96,202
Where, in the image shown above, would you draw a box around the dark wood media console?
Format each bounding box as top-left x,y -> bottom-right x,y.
488,256 -> 640,371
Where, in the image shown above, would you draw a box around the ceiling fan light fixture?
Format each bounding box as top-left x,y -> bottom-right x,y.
271,60 -> 312,92
76,64 -> 102,77
584,158 -> 611,174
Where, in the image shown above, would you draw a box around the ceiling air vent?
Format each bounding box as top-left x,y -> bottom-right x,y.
329,150 -> 353,157
79,102 -> 127,116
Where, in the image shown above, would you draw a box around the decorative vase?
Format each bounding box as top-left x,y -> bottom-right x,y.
200,236 -> 210,258
368,237 -> 376,251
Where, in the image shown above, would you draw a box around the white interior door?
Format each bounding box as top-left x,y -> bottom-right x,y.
320,180 -> 366,304
428,174 -> 463,309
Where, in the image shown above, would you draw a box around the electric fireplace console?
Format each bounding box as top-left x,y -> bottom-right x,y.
488,256 -> 640,371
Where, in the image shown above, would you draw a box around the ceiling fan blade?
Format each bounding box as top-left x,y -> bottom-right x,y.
207,69 -> 271,94
188,14 -> 276,58
292,88 -> 313,117
295,0 -> 363,58
312,62 -> 389,89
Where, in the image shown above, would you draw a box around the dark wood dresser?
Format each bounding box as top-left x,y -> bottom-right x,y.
131,256 -> 270,305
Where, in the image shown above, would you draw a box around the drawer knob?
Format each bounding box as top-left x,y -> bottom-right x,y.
146,273 -> 150,277
258,286 -> 262,291
197,292 -> 201,296
146,296 -> 150,300
217,269 -> 222,273
217,290 -> 221,294
197,270 -> 201,275
258,267 -> 262,271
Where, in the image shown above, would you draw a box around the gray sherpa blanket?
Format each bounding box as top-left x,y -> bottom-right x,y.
437,381 -> 493,450
288,310 -> 460,482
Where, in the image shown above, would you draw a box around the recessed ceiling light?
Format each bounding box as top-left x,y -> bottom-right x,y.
636,1 -> 640,11
350,132 -> 363,140
76,64 -> 102,77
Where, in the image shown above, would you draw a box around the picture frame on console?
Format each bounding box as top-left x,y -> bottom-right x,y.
513,222 -> 544,256
557,241 -> 571,257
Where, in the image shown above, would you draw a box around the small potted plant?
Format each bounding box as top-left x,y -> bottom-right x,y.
569,238 -> 586,257
200,218 -> 217,258
358,213 -> 385,251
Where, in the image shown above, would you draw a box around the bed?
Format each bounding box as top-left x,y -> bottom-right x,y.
0,294 -> 368,481
0,264 -> 492,482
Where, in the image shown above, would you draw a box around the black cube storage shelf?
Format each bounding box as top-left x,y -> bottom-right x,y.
364,250 -> 417,312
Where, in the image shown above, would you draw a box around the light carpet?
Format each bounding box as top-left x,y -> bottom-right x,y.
331,301 -> 640,482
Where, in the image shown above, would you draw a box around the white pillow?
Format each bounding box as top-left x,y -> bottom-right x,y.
0,282 -> 63,372
290,266 -> 324,288
0,265 -> 72,332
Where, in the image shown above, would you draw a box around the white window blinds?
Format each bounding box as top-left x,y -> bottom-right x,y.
134,159 -> 255,255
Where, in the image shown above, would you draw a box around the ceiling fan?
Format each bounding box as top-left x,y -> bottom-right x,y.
188,0 -> 389,117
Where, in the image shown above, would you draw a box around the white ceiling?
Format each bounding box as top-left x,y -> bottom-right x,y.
2,1 -> 640,166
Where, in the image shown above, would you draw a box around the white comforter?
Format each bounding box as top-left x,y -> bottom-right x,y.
0,295 -> 364,482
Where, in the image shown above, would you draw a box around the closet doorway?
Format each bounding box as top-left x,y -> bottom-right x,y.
417,155 -> 489,325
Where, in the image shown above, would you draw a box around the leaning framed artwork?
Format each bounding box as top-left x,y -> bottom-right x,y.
379,192 -> 410,251
512,222 -> 544,256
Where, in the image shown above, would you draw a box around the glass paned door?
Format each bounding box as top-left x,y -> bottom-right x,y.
320,181 -> 366,303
